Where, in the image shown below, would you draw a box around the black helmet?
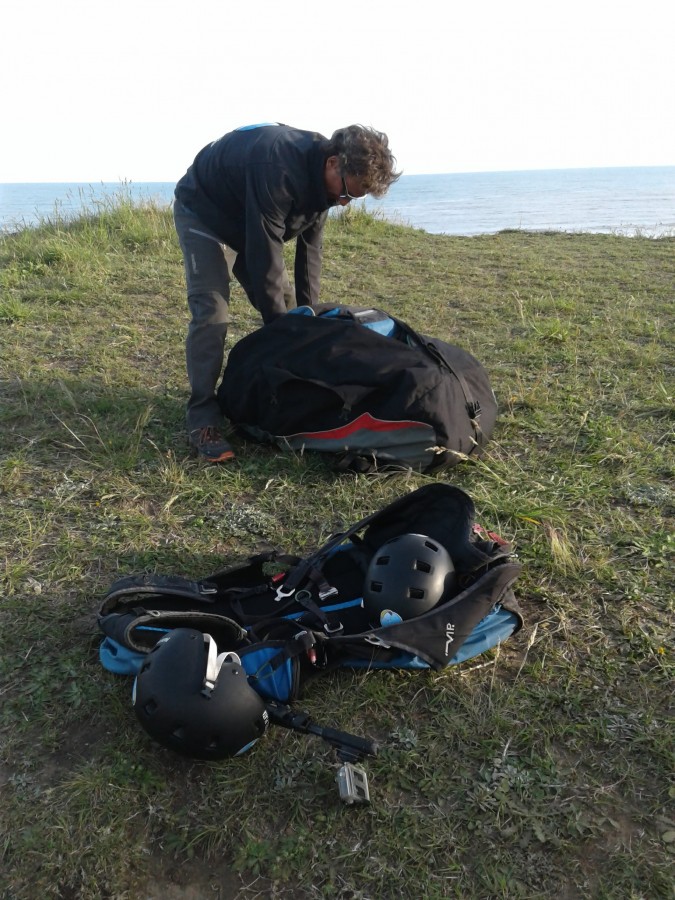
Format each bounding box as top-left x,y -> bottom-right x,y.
363,533 -> 456,622
132,628 -> 268,760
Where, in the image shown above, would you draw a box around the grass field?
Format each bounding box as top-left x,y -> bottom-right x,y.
1,198 -> 673,899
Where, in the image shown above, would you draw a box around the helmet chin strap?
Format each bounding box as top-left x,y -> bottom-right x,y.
202,633 -> 241,693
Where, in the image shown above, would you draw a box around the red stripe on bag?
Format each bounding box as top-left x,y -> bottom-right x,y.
292,413 -> 425,441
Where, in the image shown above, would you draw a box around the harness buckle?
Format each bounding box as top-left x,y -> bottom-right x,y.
198,581 -> 218,595
274,585 -> 295,602
364,634 -> 392,649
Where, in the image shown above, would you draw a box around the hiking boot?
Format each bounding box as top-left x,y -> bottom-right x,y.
189,426 -> 236,463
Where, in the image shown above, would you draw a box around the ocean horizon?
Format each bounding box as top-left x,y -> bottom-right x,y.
1,166 -> 674,237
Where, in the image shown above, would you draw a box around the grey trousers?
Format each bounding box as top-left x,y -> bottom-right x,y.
173,200 -> 296,432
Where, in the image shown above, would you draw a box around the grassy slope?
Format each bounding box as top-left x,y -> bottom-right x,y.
1,200 -> 673,899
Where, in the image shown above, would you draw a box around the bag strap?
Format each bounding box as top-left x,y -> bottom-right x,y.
391,317 -> 484,443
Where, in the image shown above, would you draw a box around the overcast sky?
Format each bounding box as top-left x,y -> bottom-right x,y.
3,0 -> 673,182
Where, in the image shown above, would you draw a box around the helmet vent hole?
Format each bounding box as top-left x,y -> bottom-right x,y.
171,726 -> 186,741
424,540 -> 439,552
415,560 -> 432,573
375,555 -> 390,566
143,699 -> 158,716
409,588 -> 425,600
369,581 -> 384,594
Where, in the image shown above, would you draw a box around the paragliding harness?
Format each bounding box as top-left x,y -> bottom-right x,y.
98,484 -> 523,801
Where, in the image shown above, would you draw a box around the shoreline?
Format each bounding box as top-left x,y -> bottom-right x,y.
2,168 -> 674,237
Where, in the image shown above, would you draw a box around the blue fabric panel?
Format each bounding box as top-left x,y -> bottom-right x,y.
361,317 -> 397,337
319,307 -> 397,337
282,596 -> 363,621
99,637 -> 145,675
448,607 -> 520,664
240,646 -> 295,702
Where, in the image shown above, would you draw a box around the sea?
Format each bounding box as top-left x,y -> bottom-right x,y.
1,166 -> 674,237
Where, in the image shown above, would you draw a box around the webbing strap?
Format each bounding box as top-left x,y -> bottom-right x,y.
248,629 -> 315,682
294,587 -> 343,635
391,314 -> 484,448
202,634 -> 241,693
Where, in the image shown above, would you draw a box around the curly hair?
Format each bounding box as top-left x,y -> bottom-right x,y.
327,125 -> 401,198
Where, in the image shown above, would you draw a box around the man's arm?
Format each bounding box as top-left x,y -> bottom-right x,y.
244,168 -> 292,323
294,213 -> 328,306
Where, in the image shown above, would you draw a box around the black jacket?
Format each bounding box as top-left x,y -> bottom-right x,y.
175,124 -> 333,322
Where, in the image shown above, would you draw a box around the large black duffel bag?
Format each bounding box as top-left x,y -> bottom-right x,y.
218,305 -> 498,473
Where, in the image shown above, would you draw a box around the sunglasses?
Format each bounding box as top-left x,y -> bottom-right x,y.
338,174 -> 366,202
